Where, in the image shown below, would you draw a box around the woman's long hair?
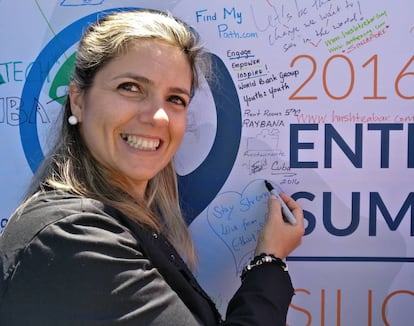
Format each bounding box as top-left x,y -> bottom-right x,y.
22,9 -> 211,268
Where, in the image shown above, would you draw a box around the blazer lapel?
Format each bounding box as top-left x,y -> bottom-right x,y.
104,205 -> 222,325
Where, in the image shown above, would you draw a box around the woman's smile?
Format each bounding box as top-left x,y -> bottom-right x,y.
121,133 -> 161,151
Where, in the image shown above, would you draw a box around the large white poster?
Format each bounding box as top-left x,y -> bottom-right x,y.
1,1 -> 413,325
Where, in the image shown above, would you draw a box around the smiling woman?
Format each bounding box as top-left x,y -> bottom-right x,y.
69,40 -> 192,200
0,8 -> 304,326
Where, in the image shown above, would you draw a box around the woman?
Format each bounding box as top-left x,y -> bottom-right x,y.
0,9 -> 304,325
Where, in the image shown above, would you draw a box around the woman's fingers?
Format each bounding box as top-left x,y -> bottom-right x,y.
255,193 -> 305,260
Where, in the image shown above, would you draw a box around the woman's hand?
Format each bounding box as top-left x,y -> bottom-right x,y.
255,193 -> 305,260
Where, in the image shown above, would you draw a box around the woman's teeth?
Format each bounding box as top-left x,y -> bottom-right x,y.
121,134 -> 160,150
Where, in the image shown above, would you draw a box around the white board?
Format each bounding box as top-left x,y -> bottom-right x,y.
0,1 -> 413,324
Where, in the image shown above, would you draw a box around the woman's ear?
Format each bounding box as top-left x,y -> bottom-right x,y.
69,82 -> 84,122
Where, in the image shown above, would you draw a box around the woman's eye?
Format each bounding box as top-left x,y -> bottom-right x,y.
118,82 -> 140,93
169,95 -> 187,107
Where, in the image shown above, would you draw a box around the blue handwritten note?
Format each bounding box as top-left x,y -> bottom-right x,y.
206,179 -> 270,275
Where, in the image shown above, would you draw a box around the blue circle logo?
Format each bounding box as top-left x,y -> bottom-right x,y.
20,8 -> 241,224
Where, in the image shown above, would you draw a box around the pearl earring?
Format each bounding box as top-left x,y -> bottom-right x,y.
68,115 -> 78,125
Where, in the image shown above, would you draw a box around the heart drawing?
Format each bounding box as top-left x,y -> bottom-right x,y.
206,179 -> 270,275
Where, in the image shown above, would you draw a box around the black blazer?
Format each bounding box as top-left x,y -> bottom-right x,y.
0,191 -> 294,325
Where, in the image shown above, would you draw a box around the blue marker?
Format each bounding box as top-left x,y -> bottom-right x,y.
264,180 -> 297,225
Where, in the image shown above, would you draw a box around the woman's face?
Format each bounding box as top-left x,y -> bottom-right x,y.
70,40 -> 192,199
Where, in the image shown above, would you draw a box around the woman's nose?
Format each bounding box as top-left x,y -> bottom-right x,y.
139,101 -> 169,126
153,108 -> 169,123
